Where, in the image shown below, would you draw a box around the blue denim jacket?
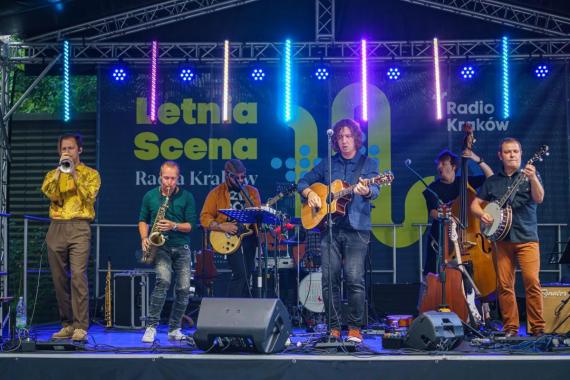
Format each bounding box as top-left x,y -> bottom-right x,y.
297,152 -> 379,231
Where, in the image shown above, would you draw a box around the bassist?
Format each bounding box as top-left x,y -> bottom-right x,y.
200,159 -> 261,298
471,138 -> 546,337
297,118 -> 380,344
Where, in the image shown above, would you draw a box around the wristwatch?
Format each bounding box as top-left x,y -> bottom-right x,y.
477,158 -> 484,165
172,223 -> 179,231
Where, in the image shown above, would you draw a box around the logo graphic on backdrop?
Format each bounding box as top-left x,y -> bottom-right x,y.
446,99 -> 510,132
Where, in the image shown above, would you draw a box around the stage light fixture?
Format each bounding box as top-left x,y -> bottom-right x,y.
361,39 -> 368,122
149,40 -> 158,124
460,65 -> 475,79
433,37 -> 442,120
223,40 -> 230,123
284,39 -> 292,122
501,36 -> 510,119
63,40 -> 70,122
180,68 -> 195,82
387,67 -> 401,80
534,64 -> 549,78
112,67 -> 127,81
251,68 -> 266,81
315,67 -> 329,80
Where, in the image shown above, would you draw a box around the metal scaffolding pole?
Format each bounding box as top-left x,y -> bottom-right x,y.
316,0 -> 335,42
28,0 -> 262,42
399,0 -> 570,37
6,38 -> 570,64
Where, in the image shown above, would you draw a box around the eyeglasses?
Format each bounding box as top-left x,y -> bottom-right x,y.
228,172 -> 246,180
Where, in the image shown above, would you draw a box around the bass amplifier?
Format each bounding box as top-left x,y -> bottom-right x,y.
113,271 -> 150,329
528,284 -> 570,334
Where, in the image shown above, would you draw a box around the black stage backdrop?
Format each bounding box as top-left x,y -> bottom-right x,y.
97,62 -> 568,284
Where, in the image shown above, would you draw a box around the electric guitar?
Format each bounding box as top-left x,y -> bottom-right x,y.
301,171 -> 394,230
210,184 -> 297,255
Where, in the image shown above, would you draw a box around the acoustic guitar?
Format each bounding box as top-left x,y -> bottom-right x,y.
210,184 -> 296,255
301,171 -> 394,230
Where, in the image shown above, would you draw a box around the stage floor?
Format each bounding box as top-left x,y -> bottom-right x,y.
1,324 -> 570,380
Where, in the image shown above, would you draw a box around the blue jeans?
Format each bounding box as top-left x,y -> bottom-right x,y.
147,245 -> 191,330
321,228 -> 369,330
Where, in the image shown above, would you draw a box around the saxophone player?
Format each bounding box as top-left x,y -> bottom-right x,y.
139,161 -> 197,343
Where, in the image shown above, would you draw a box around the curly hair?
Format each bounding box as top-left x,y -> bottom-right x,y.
331,119 -> 363,153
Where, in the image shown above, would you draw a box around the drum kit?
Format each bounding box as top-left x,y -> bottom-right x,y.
258,213 -> 324,324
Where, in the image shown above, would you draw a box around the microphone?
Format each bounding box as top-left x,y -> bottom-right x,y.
404,159 -> 412,167
326,129 -> 334,137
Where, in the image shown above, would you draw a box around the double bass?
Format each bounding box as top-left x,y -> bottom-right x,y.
451,123 -> 496,300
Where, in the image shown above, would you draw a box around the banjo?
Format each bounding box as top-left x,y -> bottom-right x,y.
481,145 -> 549,241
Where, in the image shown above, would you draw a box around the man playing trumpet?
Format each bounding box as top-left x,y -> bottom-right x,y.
42,133 -> 101,342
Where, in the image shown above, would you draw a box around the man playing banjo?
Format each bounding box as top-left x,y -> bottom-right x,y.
471,137 -> 546,337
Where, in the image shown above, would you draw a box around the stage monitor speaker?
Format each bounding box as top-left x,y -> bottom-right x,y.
193,298 -> 291,354
528,284 -> 570,334
405,311 -> 464,351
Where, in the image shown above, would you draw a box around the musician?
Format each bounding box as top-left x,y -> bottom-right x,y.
200,159 -> 261,298
422,149 -> 493,276
297,118 -> 379,344
41,133 -> 101,342
471,138 -> 545,337
139,161 -> 197,343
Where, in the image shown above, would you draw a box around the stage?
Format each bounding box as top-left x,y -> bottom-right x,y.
1,324 -> 569,380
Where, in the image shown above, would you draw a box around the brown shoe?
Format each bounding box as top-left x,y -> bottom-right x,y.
52,326 -> 75,340
347,328 -> 363,344
531,330 -> 545,337
329,328 -> 341,340
71,328 -> 88,342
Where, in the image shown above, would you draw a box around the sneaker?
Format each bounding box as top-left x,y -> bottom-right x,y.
167,328 -> 187,341
142,326 -> 157,343
71,328 -> 88,342
346,328 -> 363,344
504,330 -> 518,338
329,328 -> 341,340
52,326 -> 75,340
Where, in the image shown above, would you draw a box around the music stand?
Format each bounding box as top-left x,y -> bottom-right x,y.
558,238 -> 570,264
220,207 -> 282,298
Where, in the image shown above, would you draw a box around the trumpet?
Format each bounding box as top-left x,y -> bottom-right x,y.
59,157 -> 74,173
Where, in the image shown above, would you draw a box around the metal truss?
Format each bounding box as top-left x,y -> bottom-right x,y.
316,0 -> 335,42
6,38 -> 570,64
399,0 -> 570,37
28,0 -> 262,43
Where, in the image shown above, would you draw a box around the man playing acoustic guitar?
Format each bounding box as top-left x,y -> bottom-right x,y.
471,137 -> 546,337
297,118 -> 380,344
200,159 -> 261,298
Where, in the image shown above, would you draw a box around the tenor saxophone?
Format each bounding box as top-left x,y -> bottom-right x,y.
141,186 -> 171,264
104,259 -> 112,328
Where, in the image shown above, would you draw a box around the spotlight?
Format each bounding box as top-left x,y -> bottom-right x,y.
386,67 -> 400,80
460,65 -> 475,79
534,64 -> 549,78
112,67 -> 127,81
315,67 -> 329,80
251,68 -> 265,81
180,68 -> 195,82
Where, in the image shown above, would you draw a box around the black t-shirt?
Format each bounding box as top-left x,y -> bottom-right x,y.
477,169 -> 540,242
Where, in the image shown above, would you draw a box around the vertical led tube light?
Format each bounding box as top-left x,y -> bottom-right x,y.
223,40 -> 230,123
433,38 -> 442,120
361,39 -> 368,122
150,40 -> 158,124
284,39 -> 292,122
63,40 -> 70,122
502,36 -> 510,119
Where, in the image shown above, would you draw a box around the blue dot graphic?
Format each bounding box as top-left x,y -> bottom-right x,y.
369,145 -> 380,155
300,158 -> 310,169
271,157 -> 282,169
285,171 -> 296,182
285,158 -> 296,169
300,145 -> 310,156
314,158 -> 322,165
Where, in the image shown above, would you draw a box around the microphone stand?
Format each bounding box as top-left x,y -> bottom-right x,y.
232,176 -> 265,298
405,161 -> 451,311
326,129 -> 335,339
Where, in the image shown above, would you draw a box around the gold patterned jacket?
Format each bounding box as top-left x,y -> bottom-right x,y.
41,163 -> 101,221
